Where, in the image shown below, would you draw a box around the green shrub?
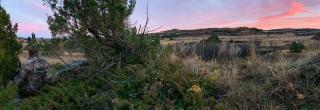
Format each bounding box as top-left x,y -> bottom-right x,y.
45,0 -> 138,68
202,34 -> 221,44
0,85 -> 18,109
289,42 -> 305,53
11,47 -> 223,109
0,5 -> 21,85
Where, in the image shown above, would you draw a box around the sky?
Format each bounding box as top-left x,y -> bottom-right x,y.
1,0 -> 320,38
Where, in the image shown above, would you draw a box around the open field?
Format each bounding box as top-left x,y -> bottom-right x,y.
161,33 -> 315,47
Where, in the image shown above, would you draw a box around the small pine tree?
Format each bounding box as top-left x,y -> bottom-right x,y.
28,33 -> 38,49
289,42 -> 305,53
31,32 -> 36,39
0,4 -> 21,85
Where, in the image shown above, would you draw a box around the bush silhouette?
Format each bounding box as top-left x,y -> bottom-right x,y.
289,42 -> 305,53
202,34 -> 221,44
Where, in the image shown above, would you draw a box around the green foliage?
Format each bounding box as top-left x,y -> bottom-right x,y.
123,30 -> 160,64
202,34 -> 221,44
19,77 -> 113,109
0,85 -> 18,109
34,37 -> 81,56
289,42 -> 305,53
13,47 -> 220,109
45,0 -> 137,67
0,4 -> 21,85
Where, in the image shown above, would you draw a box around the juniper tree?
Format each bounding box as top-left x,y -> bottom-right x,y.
0,4 -> 21,85
289,42 -> 305,53
44,0 -> 158,70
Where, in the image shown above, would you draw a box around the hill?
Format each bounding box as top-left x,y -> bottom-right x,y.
150,27 -> 320,38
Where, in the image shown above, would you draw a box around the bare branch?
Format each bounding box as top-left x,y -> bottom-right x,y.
142,0 -> 149,35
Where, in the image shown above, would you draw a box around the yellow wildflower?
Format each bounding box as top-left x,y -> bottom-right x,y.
188,85 -> 203,95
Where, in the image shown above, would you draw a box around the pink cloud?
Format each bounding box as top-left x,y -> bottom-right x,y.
249,16 -> 320,29
261,1 -> 305,21
249,1 -> 320,30
134,0 -> 320,31
18,23 -> 49,33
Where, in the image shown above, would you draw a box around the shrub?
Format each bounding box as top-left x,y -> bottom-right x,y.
202,34 -> 221,44
0,5 -> 21,85
295,55 -> 320,108
45,0 -> 138,68
0,85 -> 18,109
289,42 -> 305,53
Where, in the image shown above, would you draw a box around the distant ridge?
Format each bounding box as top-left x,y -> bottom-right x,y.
150,27 -> 320,38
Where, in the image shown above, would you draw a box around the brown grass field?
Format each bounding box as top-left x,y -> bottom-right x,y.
19,33 -> 319,65
161,33 -> 315,46
19,50 -> 85,65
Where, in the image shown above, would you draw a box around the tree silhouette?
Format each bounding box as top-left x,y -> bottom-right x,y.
0,4 -> 21,85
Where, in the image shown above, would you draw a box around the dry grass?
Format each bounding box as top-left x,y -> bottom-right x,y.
15,36 -> 320,109
161,33 -> 315,47
169,44 -> 317,109
19,51 -> 85,65
161,36 -> 209,45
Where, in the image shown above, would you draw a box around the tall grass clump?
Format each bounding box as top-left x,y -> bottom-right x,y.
173,42 -> 250,61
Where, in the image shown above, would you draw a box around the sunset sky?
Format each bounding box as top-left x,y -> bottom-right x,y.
2,0 -> 320,38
